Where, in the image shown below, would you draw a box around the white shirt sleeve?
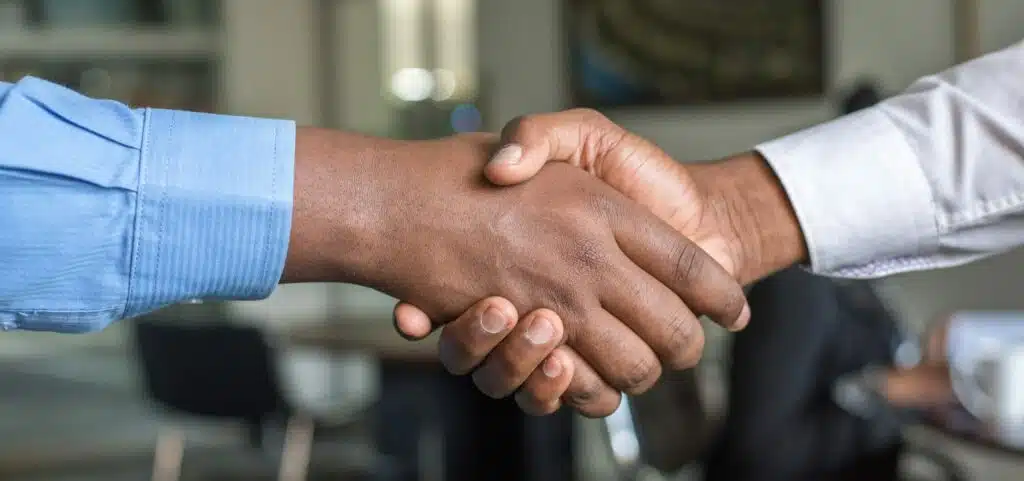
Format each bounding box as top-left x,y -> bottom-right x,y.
756,41 -> 1024,278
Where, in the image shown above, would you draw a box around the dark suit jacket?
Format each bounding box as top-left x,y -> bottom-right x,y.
704,267 -> 904,481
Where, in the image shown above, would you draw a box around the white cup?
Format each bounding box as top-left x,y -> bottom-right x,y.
992,346 -> 1024,446
946,312 -> 1024,446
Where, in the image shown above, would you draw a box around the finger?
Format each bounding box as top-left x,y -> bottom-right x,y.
393,302 -> 436,340
559,346 -> 623,418
514,348 -> 575,416
567,307 -> 663,396
472,308 -> 565,398
611,200 -> 750,331
485,109 -> 619,186
884,365 -> 954,408
434,297 -> 518,375
601,261 -> 706,371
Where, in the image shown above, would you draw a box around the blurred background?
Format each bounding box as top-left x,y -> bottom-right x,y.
2,0 -> 1024,480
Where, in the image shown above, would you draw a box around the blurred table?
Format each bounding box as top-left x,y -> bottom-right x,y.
285,321 -> 438,361
285,320 -> 575,481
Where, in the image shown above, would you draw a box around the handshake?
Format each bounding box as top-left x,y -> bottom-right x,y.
288,109 -> 807,418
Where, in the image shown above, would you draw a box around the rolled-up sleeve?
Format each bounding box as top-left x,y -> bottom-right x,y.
0,77 -> 294,333
756,42 -> 1024,278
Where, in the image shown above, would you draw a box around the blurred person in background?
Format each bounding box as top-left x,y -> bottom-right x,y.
834,315 -> 963,434
702,267 -> 907,481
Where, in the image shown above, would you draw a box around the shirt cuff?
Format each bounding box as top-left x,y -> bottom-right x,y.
125,109 -> 295,317
755,107 -> 939,278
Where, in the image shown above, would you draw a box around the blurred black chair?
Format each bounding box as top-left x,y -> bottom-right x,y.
600,271 -> 964,481
133,319 -> 352,481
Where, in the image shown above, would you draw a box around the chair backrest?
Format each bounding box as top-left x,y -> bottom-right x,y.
133,318 -> 285,421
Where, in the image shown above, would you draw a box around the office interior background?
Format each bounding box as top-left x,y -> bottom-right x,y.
2,0 -> 1024,480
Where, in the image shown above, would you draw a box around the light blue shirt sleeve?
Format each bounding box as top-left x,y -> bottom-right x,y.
0,77 -> 295,333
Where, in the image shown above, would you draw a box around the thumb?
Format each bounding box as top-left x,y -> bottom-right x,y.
484,109 -> 618,186
484,143 -> 547,186
393,301 -> 436,340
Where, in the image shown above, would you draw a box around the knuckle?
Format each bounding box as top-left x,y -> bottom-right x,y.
616,355 -> 661,395
662,314 -> 701,370
569,107 -> 609,124
570,108 -> 627,151
540,295 -> 591,345
670,327 -> 706,372
564,378 -> 603,408
569,236 -> 608,270
558,309 -> 587,345
504,114 -> 541,141
672,242 -> 706,284
544,286 -> 582,318
553,218 -> 611,276
583,189 -> 623,218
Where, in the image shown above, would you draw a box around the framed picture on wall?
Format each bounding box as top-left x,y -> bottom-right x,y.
564,0 -> 826,109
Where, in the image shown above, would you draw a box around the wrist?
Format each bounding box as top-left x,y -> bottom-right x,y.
283,127 -> 398,284
689,152 -> 807,284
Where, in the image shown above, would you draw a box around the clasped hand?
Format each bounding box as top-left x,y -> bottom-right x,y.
389,110 -> 754,417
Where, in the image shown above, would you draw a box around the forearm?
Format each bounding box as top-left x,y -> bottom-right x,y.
696,42 -> 1024,281
282,127 -> 397,284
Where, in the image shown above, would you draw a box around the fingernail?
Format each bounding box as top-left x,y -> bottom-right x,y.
543,357 -> 563,378
490,144 -> 523,165
730,304 -> 751,332
525,316 -> 554,345
480,307 -> 508,334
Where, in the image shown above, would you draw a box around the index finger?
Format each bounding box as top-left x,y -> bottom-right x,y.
610,198 -> 750,331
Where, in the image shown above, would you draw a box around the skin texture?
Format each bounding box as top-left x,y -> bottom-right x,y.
393,109 -> 808,415
281,126 -> 749,417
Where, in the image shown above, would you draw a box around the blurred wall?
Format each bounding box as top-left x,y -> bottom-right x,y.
478,0 -> 940,157
476,0 -> 1024,330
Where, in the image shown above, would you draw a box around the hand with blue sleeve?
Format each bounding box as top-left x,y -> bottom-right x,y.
0,78 -> 748,417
